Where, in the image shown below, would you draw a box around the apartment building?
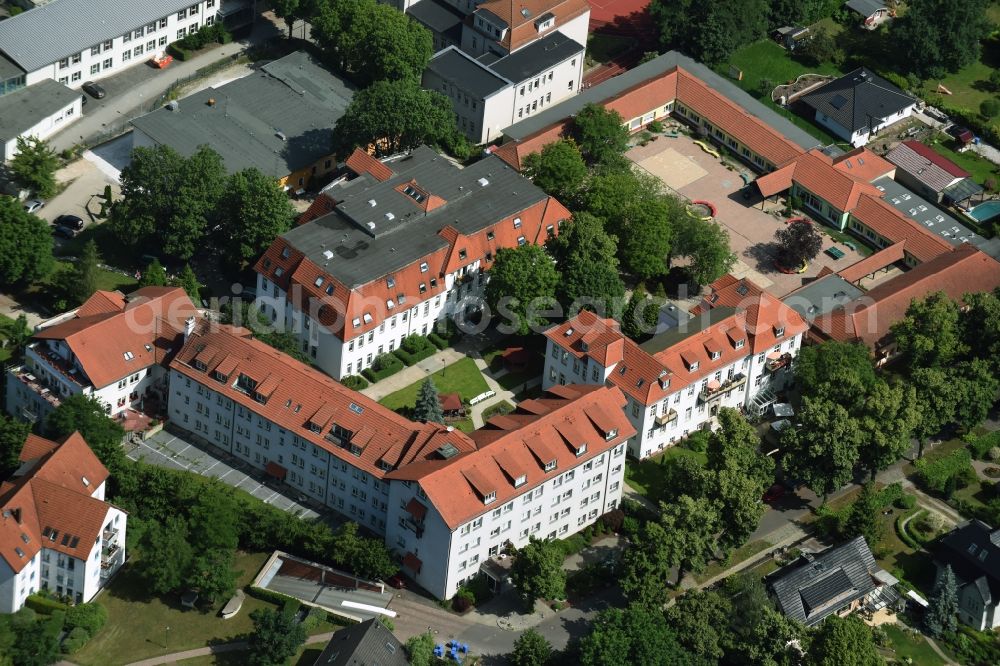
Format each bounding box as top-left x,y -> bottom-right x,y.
253,145 -> 570,380
542,289 -> 808,459
0,0 -> 219,91
423,32 -> 583,144
0,432 -> 127,613
167,323 -> 632,599
5,287 -> 198,426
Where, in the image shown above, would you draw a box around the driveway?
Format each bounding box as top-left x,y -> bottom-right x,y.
37,158 -> 120,229
127,429 -> 322,520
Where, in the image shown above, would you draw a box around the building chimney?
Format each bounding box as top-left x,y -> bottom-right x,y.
207,98 -> 216,106
184,316 -> 196,341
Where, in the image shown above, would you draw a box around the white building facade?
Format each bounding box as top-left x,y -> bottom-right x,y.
0,0 -> 219,90
542,297 -> 808,459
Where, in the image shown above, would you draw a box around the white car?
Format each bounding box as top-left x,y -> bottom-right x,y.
23,199 -> 45,214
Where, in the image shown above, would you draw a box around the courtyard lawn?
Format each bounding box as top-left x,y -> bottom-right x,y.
378,357 -> 490,412
72,552 -> 339,666
881,624 -> 947,666
722,40 -> 846,145
624,446 -> 707,504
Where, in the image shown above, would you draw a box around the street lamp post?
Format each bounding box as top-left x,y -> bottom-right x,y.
165,625 -> 170,650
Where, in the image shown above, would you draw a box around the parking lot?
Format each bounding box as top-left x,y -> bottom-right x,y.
127,429 -> 322,521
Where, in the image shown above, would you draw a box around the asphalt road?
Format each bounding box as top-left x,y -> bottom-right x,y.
128,429 -> 322,520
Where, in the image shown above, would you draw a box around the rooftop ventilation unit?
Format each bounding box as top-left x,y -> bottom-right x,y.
367,221 -> 377,231
385,212 -> 395,221
368,199 -> 377,207
323,250 -> 334,260
478,177 -> 489,187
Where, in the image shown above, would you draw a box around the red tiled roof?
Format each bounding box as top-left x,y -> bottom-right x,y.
850,195 -> 952,263
475,0 -> 591,52
440,393 -> 463,412
0,432 -> 113,573
755,163 -> 795,197
837,242 -> 907,283
298,193 -> 339,225
690,274 -> 765,316
792,150 -> 884,213
34,287 -> 198,389
813,245 -> 1000,348
344,148 -> 394,182
76,290 -> 126,318
388,385 -> 634,530
831,147 -> 895,182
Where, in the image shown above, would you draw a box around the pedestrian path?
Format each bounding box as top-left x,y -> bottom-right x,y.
359,348 -> 467,402
124,632 -> 336,666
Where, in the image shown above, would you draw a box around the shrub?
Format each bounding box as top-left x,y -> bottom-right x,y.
599,509 -> 625,533
481,400 -> 515,421
970,430 -> 1000,460
555,533 -> 590,558
362,353 -> 404,382
915,449 -> 974,495
394,338 -> 436,366
44,609 -> 66,639
281,597 -> 301,618
341,375 -> 369,390
428,332 -> 448,350
895,494 -> 917,510
648,120 -> 665,133
981,99 -> 1000,119
65,603 -> 108,636
621,515 -> 640,538
402,334 -> 434,354
683,430 -> 710,453
302,605 -> 326,631
452,587 -> 475,612
24,594 -> 69,615
62,626 -> 91,654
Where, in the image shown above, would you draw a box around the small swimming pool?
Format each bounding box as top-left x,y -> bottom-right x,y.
967,200 -> 1000,222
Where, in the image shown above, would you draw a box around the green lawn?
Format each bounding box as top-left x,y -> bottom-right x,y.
179,642 -> 326,665
881,624 -> 946,666
378,357 -> 490,412
18,260 -> 138,315
624,445 -> 707,504
73,552 -> 338,666
722,40 -> 847,145
924,133 -> 1000,185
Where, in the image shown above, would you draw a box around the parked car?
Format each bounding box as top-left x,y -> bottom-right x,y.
23,199 -> 44,214
81,81 -> 106,99
53,225 -> 76,238
387,573 -> 407,589
762,483 -> 786,502
55,214 -> 84,230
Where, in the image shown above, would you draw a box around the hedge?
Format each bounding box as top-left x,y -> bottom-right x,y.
247,586 -> 300,607
281,597 -> 301,618
24,594 -> 69,615
168,23 -> 232,60
914,448 -> 974,495
43,610 -> 65,639
62,626 -> 91,654
394,336 -> 437,366
341,375 -> 369,391
362,353 -> 404,382
65,602 -> 108,636
428,332 -> 449,350
895,511 -> 923,550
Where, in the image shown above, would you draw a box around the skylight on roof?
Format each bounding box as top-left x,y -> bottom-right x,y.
123,351 -> 134,361
349,403 -> 364,415
830,94 -> 848,110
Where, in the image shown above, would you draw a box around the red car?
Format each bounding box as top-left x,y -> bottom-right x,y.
387,573 -> 407,589
763,484 -> 786,502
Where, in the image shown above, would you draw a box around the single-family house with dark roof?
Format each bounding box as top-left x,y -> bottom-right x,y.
767,536 -> 900,626
932,519 -> 1000,631
845,0 -> 892,29
313,618 -> 409,666
801,68 -> 917,147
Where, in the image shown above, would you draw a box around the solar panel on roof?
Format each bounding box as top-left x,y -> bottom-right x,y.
349,403 -> 364,415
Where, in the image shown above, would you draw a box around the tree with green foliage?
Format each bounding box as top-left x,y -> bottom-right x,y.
139,258 -> 168,287
45,394 -> 126,468
5,608 -> 60,666
843,483 -> 884,546
570,103 -> 630,167
792,340 -> 877,409
405,631 -> 436,666
579,604 -> 698,666
312,0 -> 433,87
925,564 -> 959,637
650,0 -> 767,65
962,288 -> 1000,370
217,168 -> 297,269
269,0 -> 302,38
780,396 -> 862,501
5,313 -> 32,363
892,0 -> 990,79
857,380 -> 920,480
523,138 -> 589,201
332,78 -> 459,157
547,212 -> 624,316
723,572 -> 804,666
136,515 -> 194,594
329,521 -> 398,581
174,264 -> 202,302
510,628 -> 552,666
951,358 -> 999,431
807,615 -> 881,666
413,378 -> 445,424
0,196 -> 54,288
706,408 -> 774,552
110,145 -> 227,260
486,244 -> 559,335
510,537 -> 566,609
64,239 -> 100,306
671,214 -> 736,286
619,285 -> 660,340
187,547 -> 239,603
620,518 -> 676,607
247,607 -> 307,666
774,219 -> 822,270
664,589 -> 731,661
583,168 -> 679,279
797,26 -> 844,68
911,367 -> 959,457
0,414 -> 30,480
891,291 -> 966,369
660,496 -> 720,586
10,135 -> 59,198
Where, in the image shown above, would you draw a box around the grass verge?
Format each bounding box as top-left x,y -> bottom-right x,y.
378,357 -> 489,412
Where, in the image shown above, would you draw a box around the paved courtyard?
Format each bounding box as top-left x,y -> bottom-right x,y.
628,135 -> 867,297
127,430 -> 322,520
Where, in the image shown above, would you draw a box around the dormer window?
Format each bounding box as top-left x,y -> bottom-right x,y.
735,339 -> 745,349
604,429 -> 618,441
544,459 -> 557,472
430,278 -> 438,287
658,370 -> 670,389
458,249 -> 467,260
193,359 -> 206,371
420,262 -> 428,272
487,231 -> 495,240
514,474 -> 527,487
281,247 -> 290,258
213,370 -> 228,383
710,351 -> 721,360
363,313 -> 373,324
352,318 -> 361,328
513,218 -> 522,228
689,361 -> 699,371
775,326 -> 785,338
576,443 -> 587,457
484,491 -> 496,504
386,299 -> 395,310
419,283 -> 427,294
307,420 -> 321,433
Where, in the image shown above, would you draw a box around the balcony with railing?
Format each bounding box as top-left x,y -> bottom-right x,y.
766,353 -> 793,373
9,366 -> 63,414
655,409 -> 678,426
403,517 -> 424,538
103,526 -> 119,543
27,344 -> 86,390
699,373 -> 747,402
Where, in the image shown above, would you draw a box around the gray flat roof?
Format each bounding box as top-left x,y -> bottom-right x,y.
0,52 -> 24,81
426,47 -> 510,99
407,0 -> 466,37
873,176 -> 988,251
286,147 -> 551,287
782,275 -> 864,322
846,0 -> 886,16
503,50 -> 820,151
131,51 -> 354,178
0,77 -> 77,142
640,306 -> 736,355
0,0 -> 196,72
490,31 -> 583,83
